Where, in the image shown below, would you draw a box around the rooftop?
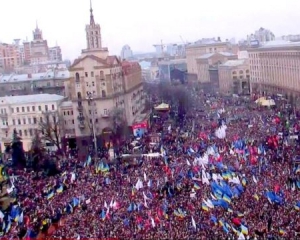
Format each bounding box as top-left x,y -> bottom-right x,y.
187,41 -> 229,48
197,52 -> 236,59
158,58 -> 187,65
0,70 -> 70,83
60,101 -> 73,108
0,94 -> 65,105
220,59 -> 247,67
249,40 -> 300,51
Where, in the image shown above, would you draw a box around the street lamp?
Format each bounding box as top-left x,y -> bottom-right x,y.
86,91 -> 98,160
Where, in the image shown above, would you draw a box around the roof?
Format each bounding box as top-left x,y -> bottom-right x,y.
187,41 -> 230,48
158,58 -> 187,65
70,55 -> 120,68
249,40 -> 300,51
220,59 -> 247,67
238,51 -> 249,59
60,101 -> 73,108
198,52 -> 236,59
0,70 -> 69,83
0,94 -> 65,105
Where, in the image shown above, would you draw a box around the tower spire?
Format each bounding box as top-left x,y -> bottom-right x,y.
36,20 -> 38,29
90,0 -> 95,25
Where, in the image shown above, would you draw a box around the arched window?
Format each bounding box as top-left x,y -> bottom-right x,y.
101,90 -> 106,98
246,70 -> 250,74
100,71 -> 104,79
232,71 -> 237,75
77,92 -> 82,99
239,70 -> 244,74
75,72 -> 80,82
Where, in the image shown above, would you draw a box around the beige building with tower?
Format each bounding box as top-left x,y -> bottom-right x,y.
0,94 -> 66,152
66,1 -> 145,159
218,59 -> 250,95
249,41 -> 300,101
186,40 -> 238,76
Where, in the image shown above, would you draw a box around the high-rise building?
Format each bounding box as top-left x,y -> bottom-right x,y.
247,27 -> 275,45
249,41 -> 300,101
0,41 -> 22,72
29,23 -> 49,64
49,46 -> 62,62
121,45 -> 133,60
66,1 -> 145,159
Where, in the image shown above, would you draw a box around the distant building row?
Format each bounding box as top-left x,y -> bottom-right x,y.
0,24 -> 62,73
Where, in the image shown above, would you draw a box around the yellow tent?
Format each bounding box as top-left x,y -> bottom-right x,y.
255,97 -> 266,104
261,99 -> 276,106
154,103 -> 170,111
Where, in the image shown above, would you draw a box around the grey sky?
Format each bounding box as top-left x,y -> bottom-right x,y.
1,0 -> 299,61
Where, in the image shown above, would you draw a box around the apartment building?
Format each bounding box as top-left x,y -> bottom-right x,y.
0,94 -> 66,152
249,41 -> 300,101
49,46 -> 63,62
0,69 -> 69,96
66,2 -> 145,159
0,42 -> 22,72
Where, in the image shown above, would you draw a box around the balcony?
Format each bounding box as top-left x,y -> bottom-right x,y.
0,113 -> 8,118
0,125 -> 8,130
77,105 -> 83,111
101,112 -> 110,118
77,116 -> 85,121
78,122 -> 85,129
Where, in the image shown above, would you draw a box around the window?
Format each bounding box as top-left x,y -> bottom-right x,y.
16,107 -> 19,112
29,129 -> 33,136
85,72 -> 88,77
77,92 -> 82,99
27,106 -> 30,112
38,106 -> 41,111
101,90 -> 106,98
92,81 -> 95,86
52,104 -> 55,110
91,71 -> 94,77
104,109 -> 108,115
63,111 -> 66,116
239,70 -> 244,74
40,117 -> 43,122
67,111 -> 70,115
75,72 -> 80,82
24,130 -> 28,137
72,120 -> 74,124
86,82 -> 89,87
32,106 -> 35,111
95,118 -> 98,123
19,130 -> 22,136
22,107 -> 25,112
33,117 -> 37,124
23,119 -> 26,124
71,111 -> 73,115
28,118 -> 31,124
45,105 -> 48,111
18,119 -> 21,125
12,119 -> 15,125
11,108 -> 14,113
53,116 -> 56,122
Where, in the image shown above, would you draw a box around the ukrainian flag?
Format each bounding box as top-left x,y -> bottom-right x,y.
47,191 -> 54,200
194,182 -> 200,190
222,172 -> 231,180
56,185 -> 63,193
219,219 -> 225,227
253,193 -> 259,201
295,205 -> 300,211
241,225 -> 248,235
295,166 -> 300,174
131,187 -> 137,196
202,203 -> 209,211
242,178 -> 247,186
223,194 -> 231,203
279,229 -> 286,235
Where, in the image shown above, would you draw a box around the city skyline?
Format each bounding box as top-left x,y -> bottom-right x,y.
1,0 -> 300,61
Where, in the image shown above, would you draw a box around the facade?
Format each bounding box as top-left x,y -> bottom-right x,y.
281,34 -> 300,42
196,52 -> 238,82
67,2 -> 145,159
158,59 -> 187,81
49,46 -> 63,62
249,41 -> 300,101
121,45 -> 133,60
30,25 -> 49,64
218,59 -> 250,95
0,42 -> 23,72
186,40 -> 238,75
0,94 -> 65,152
0,69 -> 69,96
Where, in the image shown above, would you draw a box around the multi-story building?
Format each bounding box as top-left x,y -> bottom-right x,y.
186,40 -> 238,76
0,94 -> 66,152
247,27 -> 275,45
30,24 -> 49,64
0,68 -> 69,96
196,52 -> 238,83
158,59 -> 187,81
121,45 -> 133,60
249,41 -> 300,101
218,59 -> 250,95
0,41 -> 23,72
67,2 -> 145,159
49,46 -> 63,62
281,34 -> 300,42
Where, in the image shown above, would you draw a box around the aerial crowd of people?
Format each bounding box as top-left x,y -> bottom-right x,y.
0,86 -> 300,239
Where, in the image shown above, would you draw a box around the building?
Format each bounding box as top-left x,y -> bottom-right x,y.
0,94 -> 66,152
247,27 -> 275,45
249,41 -> 300,101
0,41 -> 23,72
196,52 -> 238,83
0,68 -> 69,96
67,1 -> 145,159
49,46 -> 63,62
281,34 -> 300,42
218,59 -> 250,95
158,59 -> 187,82
121,45 -> 133,60
186,40 -> 238,76
29,24 -> 49,64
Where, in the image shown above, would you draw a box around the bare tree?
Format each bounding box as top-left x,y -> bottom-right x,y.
38,111 -> 64,155
30,129 -> 45,170
109,107 -> 129,144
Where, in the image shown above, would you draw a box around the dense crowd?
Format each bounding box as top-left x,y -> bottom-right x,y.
1,90 -> 300,239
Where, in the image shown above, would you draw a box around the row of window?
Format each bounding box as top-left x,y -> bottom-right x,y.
11,104 -> 55,113
75,71 -> 105,82
63,110 -> 74,116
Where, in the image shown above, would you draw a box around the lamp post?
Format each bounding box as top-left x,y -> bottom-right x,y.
86,91 -> 98,160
